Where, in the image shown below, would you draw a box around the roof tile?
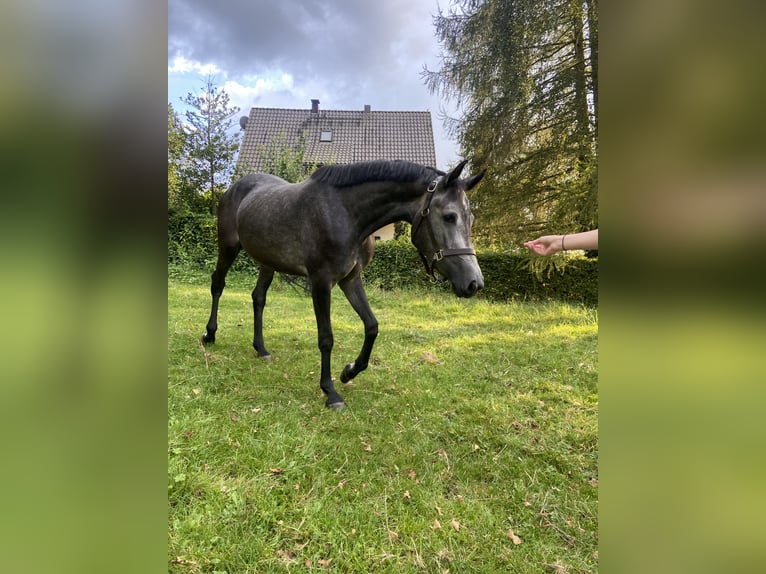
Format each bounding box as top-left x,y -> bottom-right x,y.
237,106 -> 438,172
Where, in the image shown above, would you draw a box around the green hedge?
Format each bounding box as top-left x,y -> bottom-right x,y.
168,213 -> 597,306
364,238 -> 598,306
168,212 -> 257,273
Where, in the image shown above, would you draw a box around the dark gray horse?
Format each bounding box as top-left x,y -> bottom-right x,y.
203,159 -> 485,409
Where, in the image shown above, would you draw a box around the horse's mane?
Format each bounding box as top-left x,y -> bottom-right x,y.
310,160 -> 443,188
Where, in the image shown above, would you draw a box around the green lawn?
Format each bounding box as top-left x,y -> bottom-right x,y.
169,268 -> 598,573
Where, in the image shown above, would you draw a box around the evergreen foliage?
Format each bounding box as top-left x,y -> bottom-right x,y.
177,75 -> 241,214
423,0 -> 598,248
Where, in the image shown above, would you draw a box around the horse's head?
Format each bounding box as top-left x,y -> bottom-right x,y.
411,160 -> 485,298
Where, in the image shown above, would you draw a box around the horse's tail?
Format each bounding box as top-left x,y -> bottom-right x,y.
216,175 -> 260,249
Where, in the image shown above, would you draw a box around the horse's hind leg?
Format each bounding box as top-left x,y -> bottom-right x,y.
251,266 -> 275,358
202,241 -> 241,344
338,275 -> 379,383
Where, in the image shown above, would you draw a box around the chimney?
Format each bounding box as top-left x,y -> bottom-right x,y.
311,99 -> 320,113
364,104 -> 371,113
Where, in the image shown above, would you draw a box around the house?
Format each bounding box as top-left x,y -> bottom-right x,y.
236,99 -> 438,240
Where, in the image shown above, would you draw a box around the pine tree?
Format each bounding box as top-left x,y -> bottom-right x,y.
423,0 -> 597,247
179,75 -> 240,214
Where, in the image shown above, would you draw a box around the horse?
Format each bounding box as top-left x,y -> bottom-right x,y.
202,159 -> 485,410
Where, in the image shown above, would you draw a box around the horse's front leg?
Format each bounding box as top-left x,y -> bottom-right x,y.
310,277 -> 345,410
338,274 -> 378,383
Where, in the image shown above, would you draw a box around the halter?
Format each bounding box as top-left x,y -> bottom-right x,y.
411,176 -> 477,281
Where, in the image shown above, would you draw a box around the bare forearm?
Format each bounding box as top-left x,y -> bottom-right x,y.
561,229 -> 598,251
524,229 -> 598,256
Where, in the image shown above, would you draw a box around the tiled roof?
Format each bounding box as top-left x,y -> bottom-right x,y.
237,104 -> 437,172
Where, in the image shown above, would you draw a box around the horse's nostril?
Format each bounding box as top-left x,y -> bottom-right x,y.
468,280 -> 479,295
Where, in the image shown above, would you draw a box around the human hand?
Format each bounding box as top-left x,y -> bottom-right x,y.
523,235 -> 562,256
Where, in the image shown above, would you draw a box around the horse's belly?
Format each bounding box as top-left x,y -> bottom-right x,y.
239,233 -> 308,276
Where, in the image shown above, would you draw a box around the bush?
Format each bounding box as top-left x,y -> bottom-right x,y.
168,216 -> 597,306
168,211 -> 217,267
365,239 -> 597,306
168,211 -> 258,274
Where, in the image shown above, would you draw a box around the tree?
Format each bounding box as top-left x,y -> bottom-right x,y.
235,131 -> 322,184
167,103 -> 187,211
179,75 -> 241,214
423,0 -> 598,248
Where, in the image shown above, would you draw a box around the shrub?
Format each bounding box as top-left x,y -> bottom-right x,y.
365,239 -> 597,306
168,216 -> 597,305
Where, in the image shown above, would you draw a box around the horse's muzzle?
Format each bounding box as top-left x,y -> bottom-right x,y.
455,277 -> 483,298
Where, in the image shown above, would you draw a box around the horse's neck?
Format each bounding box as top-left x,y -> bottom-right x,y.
345,180 -> 424,236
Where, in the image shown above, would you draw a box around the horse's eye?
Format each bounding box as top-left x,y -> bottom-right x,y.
443,213 -> 458,224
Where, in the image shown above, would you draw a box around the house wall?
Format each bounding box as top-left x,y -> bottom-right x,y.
372,223 -> 396,241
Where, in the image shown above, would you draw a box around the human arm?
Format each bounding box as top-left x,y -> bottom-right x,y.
523,229 -> 598,256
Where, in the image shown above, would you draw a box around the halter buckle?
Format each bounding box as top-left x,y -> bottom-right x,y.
433,250 -> 444,262
427,178 -> 440,193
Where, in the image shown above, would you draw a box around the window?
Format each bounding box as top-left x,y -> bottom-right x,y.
320,130 -> 332,142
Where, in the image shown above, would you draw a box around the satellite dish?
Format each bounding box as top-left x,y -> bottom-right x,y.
239,116 -> 248,130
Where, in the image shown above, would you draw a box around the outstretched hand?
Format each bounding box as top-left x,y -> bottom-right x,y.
523,235 -> 562,256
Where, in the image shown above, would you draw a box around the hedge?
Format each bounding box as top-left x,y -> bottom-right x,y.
168,213 -> 597,306
364,238 -> 598,306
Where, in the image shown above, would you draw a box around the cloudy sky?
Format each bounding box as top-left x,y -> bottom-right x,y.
168,0 -> 462,167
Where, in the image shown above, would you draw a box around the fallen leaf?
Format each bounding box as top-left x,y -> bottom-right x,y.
251,407 -> 262,414
408,469 -> 417,479
421,351 -> 442,364
507,529 -> 522,545
403,490 -> 411,499
305,559 -> 313,567
192,388 -> 200,395
435,505 -> 443,516
363,442 -> 372,452
388,530 -> 399,542
277,548 -> 294,560
433,519 -> 441,530
472,444 -> 480,451
318,558 -> 333,569
283,373 -> 290,379
270,467 -> 283,474
451,519 -> 460,531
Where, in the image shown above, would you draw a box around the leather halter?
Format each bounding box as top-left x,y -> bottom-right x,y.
411,176 -> 477,280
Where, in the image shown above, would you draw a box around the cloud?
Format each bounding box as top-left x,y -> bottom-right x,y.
168,0 -> 462,165
168,56 -> 221,75
168,0 -> 436,84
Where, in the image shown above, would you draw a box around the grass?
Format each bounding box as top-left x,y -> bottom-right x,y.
168,267 -> 598,573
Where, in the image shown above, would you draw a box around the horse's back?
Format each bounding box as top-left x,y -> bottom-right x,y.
234,175 -> 311,274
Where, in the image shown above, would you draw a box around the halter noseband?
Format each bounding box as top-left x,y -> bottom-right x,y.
411,176 -> 477,281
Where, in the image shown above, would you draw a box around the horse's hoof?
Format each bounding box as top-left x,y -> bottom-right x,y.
327,401 -> 346,411
340,363 -> 355,384
259,354 -> 272,361
201,333 -> 215,345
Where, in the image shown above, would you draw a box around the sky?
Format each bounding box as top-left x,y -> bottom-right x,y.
168,0 -> 462,168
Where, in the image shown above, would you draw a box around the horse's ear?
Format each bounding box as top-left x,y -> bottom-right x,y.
464,169 -> 486,191
445,160 -> 469,186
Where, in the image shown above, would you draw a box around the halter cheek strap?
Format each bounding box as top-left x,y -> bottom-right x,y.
412,177 -> 477,280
